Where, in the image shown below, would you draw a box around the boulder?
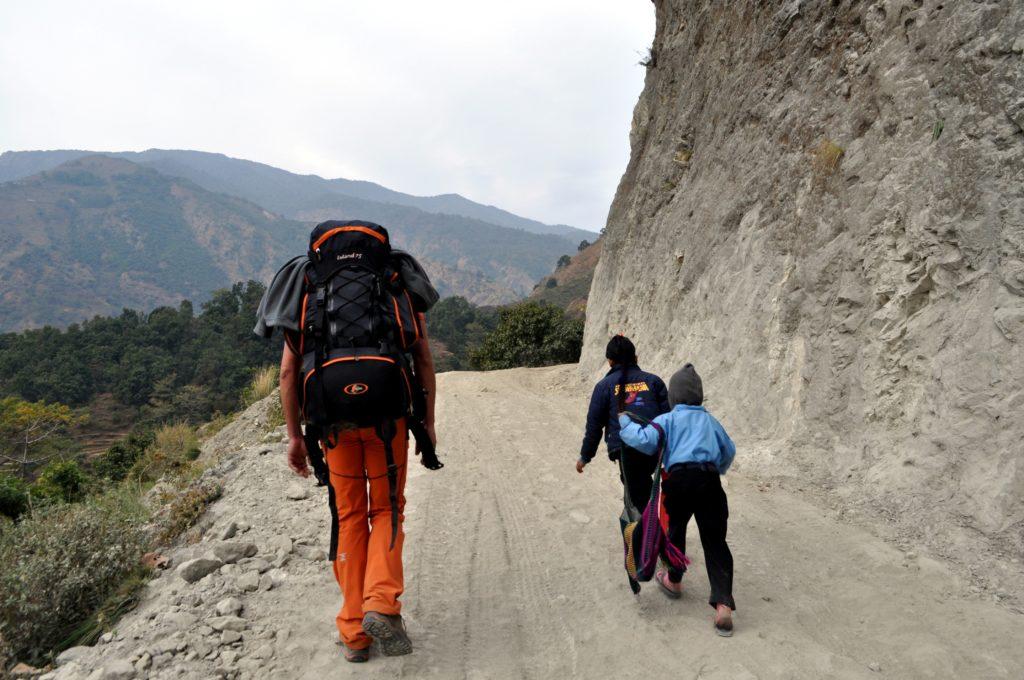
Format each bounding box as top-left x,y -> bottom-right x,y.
208,616 -> 247,632
236,570 -> 260,592
177,557 -> 224,583
266,536 -> 292,555
218,521 -> 239,540
212,542 -> 258,564
55,646 -> 91,667
219,630 -> 243,645
99,660 -> 135,679
215,597 -> 244,616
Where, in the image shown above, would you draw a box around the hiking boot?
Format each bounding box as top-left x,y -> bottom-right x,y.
714,604 -> 734,637
362,611 -> 413,656
655,569 -> 682,599
338,641 -> 370,663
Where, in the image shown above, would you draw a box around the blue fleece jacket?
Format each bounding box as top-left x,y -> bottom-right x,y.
580,364 -> 669,461
617,405 -> 736,473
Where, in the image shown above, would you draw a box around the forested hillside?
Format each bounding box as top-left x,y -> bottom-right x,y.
0,281 -> 275,422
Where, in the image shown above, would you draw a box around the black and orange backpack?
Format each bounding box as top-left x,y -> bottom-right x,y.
299,220 -> 441,550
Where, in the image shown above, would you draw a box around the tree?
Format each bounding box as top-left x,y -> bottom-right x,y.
469,302 -> 583,370
578,240 -> 591,252
0,398 -> 84,479
556,254 -> 572,269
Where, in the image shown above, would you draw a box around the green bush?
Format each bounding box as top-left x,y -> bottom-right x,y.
92,430 -> 156,482
0,489 -> 146,664
0,474 -> 29,520
469,301 -> 584,370
31,460 -> 87,504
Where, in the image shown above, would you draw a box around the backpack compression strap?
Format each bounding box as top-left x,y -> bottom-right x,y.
375,419 -> 401,550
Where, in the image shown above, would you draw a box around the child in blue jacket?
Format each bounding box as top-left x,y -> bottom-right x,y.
618,363 -> 737,637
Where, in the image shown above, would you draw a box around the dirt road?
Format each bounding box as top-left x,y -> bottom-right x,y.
49,365 -> 1024,679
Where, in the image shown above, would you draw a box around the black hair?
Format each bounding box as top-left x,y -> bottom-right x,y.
607,335 -> 637,412
606,334 -> 637,365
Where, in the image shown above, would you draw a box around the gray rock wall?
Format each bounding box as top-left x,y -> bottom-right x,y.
584,0 -> 1024,557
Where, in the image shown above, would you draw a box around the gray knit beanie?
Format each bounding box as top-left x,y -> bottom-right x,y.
668,363 -> 703,406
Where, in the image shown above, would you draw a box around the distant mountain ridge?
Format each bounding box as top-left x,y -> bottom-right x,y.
0,149 -> 595,240
0,154 -> 580,330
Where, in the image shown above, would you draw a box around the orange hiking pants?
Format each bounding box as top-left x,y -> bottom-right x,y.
324,419 -> 408,649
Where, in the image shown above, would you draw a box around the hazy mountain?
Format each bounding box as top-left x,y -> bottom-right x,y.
0,156 -> 301,330
0,155 -> 577,330
0,149 -> 596,240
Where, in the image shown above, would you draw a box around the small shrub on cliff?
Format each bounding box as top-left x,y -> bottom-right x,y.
469,302 -> 584,370
0,473 -> 29,520
128,423 -> 200,483
241,365 -> 279,408
0,488 -> 147,664
812,138 -> 844,178
152,479 -> 223,545
92,429 -> 156,482
30,460 -> 88,504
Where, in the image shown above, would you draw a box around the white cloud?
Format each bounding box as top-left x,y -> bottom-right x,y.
0,0 -> 654,230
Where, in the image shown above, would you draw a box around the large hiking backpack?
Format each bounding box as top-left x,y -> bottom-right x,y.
299,220 -> 420,429
298,219 -> 441,551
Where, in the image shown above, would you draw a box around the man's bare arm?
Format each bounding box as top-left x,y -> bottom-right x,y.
279,344 -> 309,477
410,313 -> 437,444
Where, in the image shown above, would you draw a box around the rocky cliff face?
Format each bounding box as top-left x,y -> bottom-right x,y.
584,1 -> 1024,560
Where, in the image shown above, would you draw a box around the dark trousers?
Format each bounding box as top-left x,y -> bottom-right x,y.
662,467 -> 735,610
617,446 -> 658,512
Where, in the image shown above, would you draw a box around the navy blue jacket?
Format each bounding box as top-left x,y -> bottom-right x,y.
580,364 -> 670,462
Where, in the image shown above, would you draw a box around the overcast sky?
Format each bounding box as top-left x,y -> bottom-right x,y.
0,1 -> 654,231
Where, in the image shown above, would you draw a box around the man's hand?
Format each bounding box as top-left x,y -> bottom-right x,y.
287,436 -> 310,478
416,421 -> 437,455
576,458 -> 587,474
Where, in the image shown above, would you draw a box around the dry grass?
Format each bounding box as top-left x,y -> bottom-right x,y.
812,139 -> 845,177
128,423 -> 200,484
152,479 -> 222,546
241,365 -> 279,408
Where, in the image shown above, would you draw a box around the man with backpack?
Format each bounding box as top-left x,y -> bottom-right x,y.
258,220 -> 442,662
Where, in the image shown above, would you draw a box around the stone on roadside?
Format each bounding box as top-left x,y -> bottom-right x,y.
56,646 -> 92,667
267,568 -> 288,588
266,536 -> 293,555
209,615 -> 247,632
178,557 -> 224,583
133,653 -> 152,673
212,542 -> 258,564
220,630 -> 243,645
163,611 -> 198,629
99,660 -> 135,679
250,643 -> 275,660
219,521 -> 239,540
215,596 -> 244,617
248,558 -> 272,573
285,483 -> 308,500
237,570 -> 260,592
294,545 -> 327,561
259,573 -> 274,591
